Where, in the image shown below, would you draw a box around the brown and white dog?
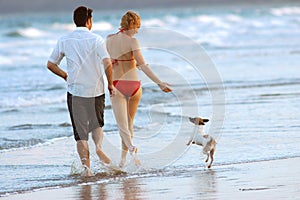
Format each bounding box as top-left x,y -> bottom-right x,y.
187,117 -> 217,168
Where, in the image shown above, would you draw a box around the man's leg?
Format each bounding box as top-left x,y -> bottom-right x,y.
92,127 -> 111,164
77,140 -> 93,176
76,140 -> 90,167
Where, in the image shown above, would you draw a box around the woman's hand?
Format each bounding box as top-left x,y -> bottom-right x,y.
158,82 -> 172,93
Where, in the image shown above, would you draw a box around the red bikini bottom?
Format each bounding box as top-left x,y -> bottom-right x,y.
113,80 -> 141,97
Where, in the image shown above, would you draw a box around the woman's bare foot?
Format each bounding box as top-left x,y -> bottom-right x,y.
119,149 -> 128,167
129,146 -> 141,166
119,158 -> 126,168
129,146 -> 138,155
134,156 -> 141,166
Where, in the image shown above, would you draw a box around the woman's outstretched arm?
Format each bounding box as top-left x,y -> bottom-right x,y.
132,38 -> 172,92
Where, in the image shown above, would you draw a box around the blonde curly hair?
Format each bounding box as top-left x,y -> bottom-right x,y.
120,11 -> 141,30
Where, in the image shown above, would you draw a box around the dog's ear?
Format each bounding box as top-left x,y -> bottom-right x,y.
198,118 -> 209,125
189,117 -> 209,125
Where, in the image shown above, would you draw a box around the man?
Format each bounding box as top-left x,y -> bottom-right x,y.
47,6 -> 115,176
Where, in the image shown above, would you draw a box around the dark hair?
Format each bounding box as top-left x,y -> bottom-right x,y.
73,6 -> 93,27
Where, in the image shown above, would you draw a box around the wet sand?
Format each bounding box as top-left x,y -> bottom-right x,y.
2,157 -> 300,200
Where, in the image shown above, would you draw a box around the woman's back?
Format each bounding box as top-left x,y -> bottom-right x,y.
107,32 -> 139,80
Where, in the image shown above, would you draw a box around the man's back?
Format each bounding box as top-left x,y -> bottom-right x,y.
49,27 -> 109,97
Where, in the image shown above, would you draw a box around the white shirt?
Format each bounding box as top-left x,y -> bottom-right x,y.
48,27 -> 110,97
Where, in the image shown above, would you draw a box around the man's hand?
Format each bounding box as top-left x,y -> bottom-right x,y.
108,84 -> 116,97
47,61 -> 67,81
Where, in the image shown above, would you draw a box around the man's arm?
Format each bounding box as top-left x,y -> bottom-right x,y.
47,61 -> 67,81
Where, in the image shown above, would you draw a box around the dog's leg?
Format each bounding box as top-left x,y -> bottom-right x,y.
203,143 -> 210,163
205,153 -> 209,163
208,147 -> 215,169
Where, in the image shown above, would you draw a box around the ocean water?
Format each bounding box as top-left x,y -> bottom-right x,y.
1,3 -> 300,197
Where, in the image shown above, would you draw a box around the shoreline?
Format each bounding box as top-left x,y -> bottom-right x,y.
2,157 -> 300,200
0,0 -> 299,14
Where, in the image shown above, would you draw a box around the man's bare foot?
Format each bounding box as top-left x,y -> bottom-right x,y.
96,149 -> 111,164
81,165 -> 93,177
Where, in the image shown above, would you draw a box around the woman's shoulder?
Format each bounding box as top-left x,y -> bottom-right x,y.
131,37 -> 138,42
106,33 -> 116,39
131,37 -> 140,50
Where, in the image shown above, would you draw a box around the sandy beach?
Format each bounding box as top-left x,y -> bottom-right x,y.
2,157 -> 300,200
1,1 -> 300,199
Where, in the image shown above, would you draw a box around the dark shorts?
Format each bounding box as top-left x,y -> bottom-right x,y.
67,92 -> 105,141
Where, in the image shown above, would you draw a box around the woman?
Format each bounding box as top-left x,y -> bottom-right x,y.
107,11 -> 172,167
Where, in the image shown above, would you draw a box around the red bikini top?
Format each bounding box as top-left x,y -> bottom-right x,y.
111,58 -> 134,65
119,28 -> 126,33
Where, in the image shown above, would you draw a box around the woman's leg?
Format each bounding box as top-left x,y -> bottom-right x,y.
127,87 -> 142,166
111,90 -> 135,166
120,140 -> 128,167
128,87 -> 142,137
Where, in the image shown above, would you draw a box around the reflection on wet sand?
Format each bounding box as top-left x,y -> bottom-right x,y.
97,183 -> 108,200
78,176 -> 143,200
79,185 -> 92,200
76,167 -> 218,199
194,169 -> 217,198
121,178 -> 143,200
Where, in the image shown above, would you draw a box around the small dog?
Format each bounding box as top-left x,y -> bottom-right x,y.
187,117 -> 217,168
